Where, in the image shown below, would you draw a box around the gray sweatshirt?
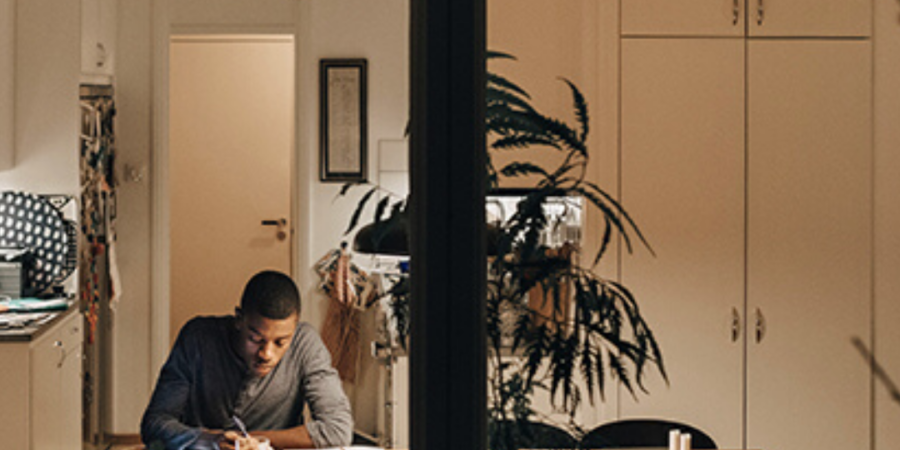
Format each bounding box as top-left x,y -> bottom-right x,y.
141,316 -> 353,450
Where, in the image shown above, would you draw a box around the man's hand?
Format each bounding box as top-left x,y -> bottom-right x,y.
220,430 -> 269,450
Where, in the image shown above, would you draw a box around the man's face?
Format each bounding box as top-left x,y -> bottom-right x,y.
234,310 -> 298,377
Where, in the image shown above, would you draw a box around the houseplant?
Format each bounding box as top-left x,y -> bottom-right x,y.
342,51 -> 665,449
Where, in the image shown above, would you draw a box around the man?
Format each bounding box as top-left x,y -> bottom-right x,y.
142,271 -> 354,450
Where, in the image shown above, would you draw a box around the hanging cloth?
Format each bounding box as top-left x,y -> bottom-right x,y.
315,245 -> 377,382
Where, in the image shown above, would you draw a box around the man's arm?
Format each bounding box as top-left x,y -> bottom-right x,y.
141,322 -> 212,450
296,330 -> 354,448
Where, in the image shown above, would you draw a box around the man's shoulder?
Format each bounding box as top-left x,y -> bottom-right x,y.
290,322 -> 329,355
178,315 -> 232,341
292,321 -> 323,344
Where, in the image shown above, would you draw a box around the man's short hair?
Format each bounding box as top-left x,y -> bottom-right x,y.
240,270 -> 301,320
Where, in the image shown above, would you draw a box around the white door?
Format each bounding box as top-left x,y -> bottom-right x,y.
747,39 -> 872,450
619,38 -> 746,448
169,35 -> 294,343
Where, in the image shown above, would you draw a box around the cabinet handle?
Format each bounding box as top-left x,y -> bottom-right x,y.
96,43 -> 106,68
54,340 -> 67,368
755,308 -> 767,343
756,0 -> 765,26
731,307 -> 741,342
733,0 -> 740,26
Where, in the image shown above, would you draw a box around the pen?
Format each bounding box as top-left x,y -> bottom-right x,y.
232,415 -> 250,438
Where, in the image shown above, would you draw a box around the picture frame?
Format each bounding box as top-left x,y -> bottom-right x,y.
320,59 -> 368,182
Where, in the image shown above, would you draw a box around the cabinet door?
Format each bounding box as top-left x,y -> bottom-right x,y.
747,40 -> 872,450
81,0 -> 115,78
747,0 -> 871,37
0,0 -> 13,169
31,331 -> 64,450
58,316 -> 83,448
31,312 -> 83,450
619,38 -> 745,449
622,0 -> 745,37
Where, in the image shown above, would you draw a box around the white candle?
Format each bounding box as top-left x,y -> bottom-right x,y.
680,432 -> 692,450
669,429 -> 681,450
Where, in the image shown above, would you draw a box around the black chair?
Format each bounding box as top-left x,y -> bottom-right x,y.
579,419 -> 717,449
492,420 -> 579,449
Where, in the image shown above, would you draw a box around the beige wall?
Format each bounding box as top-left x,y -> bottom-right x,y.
298,0 -> 409,436
110,0 -> 154,433
874,0 -> 900,448
487,0 -> 604,190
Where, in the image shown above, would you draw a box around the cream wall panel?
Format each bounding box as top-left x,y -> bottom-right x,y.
486,0 -> 620,426
747,39 -> 872,450
874,0 -> 900,448
487,0 -> 605,191
110,0 -> 154,434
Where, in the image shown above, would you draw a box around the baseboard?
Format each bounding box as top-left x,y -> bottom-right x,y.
103,432 -> 143,446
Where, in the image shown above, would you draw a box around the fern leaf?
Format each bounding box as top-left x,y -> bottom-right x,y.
561,78 -> 590,142
487,50 -> 517,61
345,187 -> 377,235
488,72 -> 531,100
373,196 -> 391,224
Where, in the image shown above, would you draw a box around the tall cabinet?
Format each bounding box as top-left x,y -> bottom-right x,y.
618,2 -> 872,450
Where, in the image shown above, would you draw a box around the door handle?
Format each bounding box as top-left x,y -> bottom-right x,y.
733,0 -> 740,26
731,307 -> 741,342
756,0 -> 765,26
262,218 -> 288,241
755,308 -> 767,343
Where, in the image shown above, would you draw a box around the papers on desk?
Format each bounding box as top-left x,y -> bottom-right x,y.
0,297 -> 69,312
290,446 -> 384,450
0,311 -> 55,329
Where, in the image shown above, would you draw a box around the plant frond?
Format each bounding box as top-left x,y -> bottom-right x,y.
499,162 -> 552,179
561,78 -> 590,142
344,187 -> 377,234
487,50 -> 518,61
585,181 -> 655,256
373,196 -> 391,224
491,135 -> 558,152
488,72 -> 531,100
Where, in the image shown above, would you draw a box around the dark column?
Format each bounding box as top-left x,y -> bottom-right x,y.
409,1 -> 487,450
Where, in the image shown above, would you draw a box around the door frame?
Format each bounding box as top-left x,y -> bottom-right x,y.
150,2 -> 308,375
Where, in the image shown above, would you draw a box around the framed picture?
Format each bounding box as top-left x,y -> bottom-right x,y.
320,59 -> 368,182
